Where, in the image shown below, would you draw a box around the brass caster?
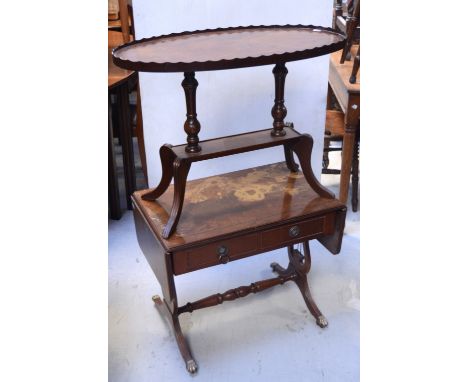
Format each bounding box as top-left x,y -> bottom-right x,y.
186,359 -> 198,374
152,295 -> 160,303
316,315 -> 328,328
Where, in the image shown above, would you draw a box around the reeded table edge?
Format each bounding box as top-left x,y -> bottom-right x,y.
112,24 -> 346,73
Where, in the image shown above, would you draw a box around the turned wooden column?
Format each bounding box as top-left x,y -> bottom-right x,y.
182,72 -> 201,153
271,63 -> 288,137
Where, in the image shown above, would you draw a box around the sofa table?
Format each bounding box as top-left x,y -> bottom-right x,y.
113,25 -> 347,374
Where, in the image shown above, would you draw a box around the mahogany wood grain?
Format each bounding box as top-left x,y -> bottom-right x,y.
113,25 -> 345,72
132,163 -> 347,373
177,274 -> 296,314
142,127 -> 332,238
271,243 -> 328,328
132,162 -> 343,251
162,159 -> 191,239
133,203 -> 178,313
122,23 -> 349,374
168,126 -> 300,161
181,72 -> 202,153
271,63 -> 288,137
171,213 -> 336,275
152,296 -> 197,373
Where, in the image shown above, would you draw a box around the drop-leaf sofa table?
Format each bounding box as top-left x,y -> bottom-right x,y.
113,25 -> 347,374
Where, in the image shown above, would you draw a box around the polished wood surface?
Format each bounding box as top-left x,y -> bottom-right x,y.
170,127 -> 301,161
135,202 -> 341,374
141,126 -> 334,239
171,212 -> 336,275
271,63 -> 288,137
328,45 -> 360,206
124,22 -> 348,374
113,25 -> 345,72
133,162 -> 343,250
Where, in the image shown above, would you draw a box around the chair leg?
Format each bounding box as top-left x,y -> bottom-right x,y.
116,82 -> 136,210
135,80 -> 148,186
108,94 -> 122,220
322,138 -> 330,170
349,45 -> 360,84
351,137 -> 359,212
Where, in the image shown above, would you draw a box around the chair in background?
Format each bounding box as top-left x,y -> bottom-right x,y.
322,2 -> 361,211
334,0 -> 360,84
108,0 -> 148,219
322,108 -> 359,212
109,0 -> 147,183
339,0 -> 360,84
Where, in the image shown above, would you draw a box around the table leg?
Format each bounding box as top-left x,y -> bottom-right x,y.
153,296 -> 198,374
271,241 -> 328,328
283,143 -> 299,172
142,144 -> 176,201
182,72 -> 202,153
339,98 -> 359,205
116,82 -> 136,210
271,63 -> 288,137
108,94 -> 122,220
291,134 -> 334,198
162,159 -> 191,239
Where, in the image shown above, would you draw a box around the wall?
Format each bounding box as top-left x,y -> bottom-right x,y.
132,0 -> 333,186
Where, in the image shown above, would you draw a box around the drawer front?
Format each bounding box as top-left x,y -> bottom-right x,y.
260,215 -> 333,250
173,233 -> 259,275
172,213 -> 336,275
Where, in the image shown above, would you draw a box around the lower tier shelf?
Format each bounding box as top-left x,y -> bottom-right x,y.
132,162 -> 346,274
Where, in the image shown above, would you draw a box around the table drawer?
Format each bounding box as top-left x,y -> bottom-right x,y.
172,212 -> 336,275
172,233 -> 259,275
260,215 -> 333,249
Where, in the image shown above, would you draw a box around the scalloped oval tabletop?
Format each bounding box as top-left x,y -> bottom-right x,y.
112,25 -> 345,72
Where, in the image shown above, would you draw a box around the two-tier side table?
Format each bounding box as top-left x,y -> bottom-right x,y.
113,25 -> 347,374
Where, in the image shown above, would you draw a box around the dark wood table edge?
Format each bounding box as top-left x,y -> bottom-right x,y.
112,24 -> 345,73
132,185 -> 346,254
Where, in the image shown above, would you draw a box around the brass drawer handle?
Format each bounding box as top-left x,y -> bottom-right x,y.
288,225 -> 300,238
217,245 -> 230,264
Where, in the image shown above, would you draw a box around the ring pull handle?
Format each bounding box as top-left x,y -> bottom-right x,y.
217,245 -> 230,264
288,225 -> 300,238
